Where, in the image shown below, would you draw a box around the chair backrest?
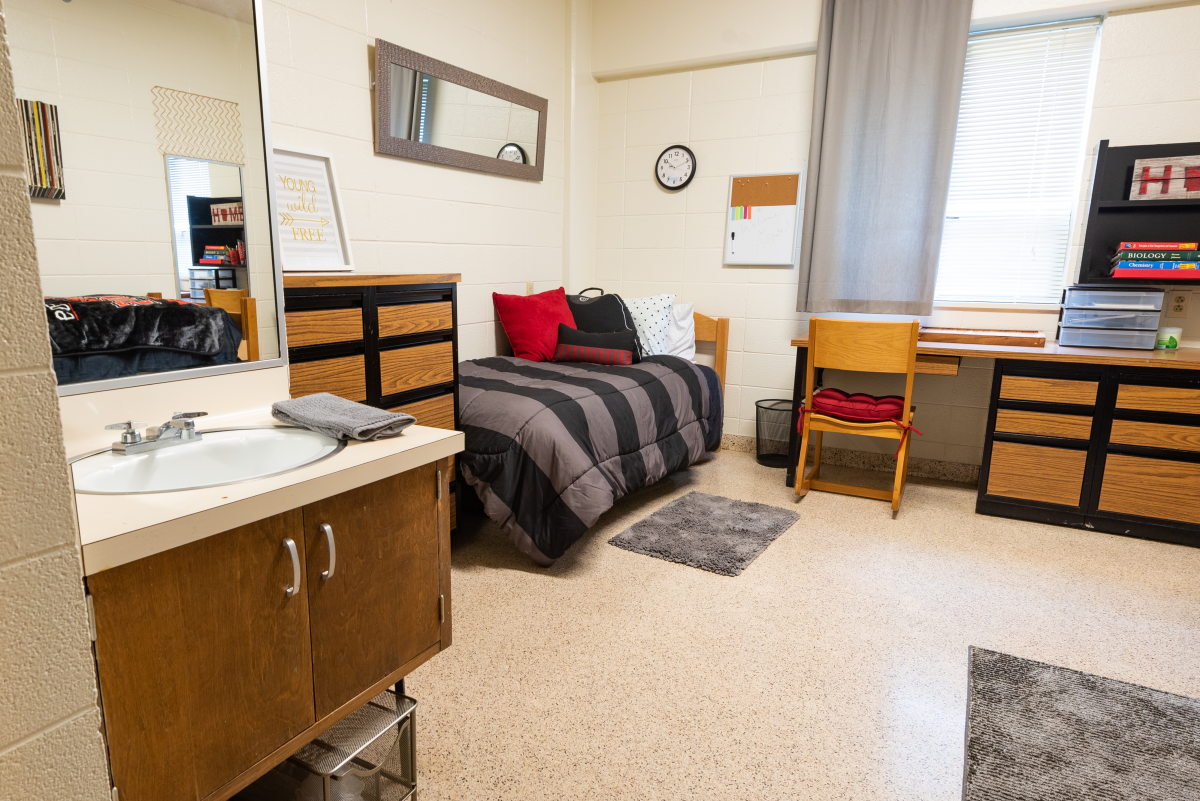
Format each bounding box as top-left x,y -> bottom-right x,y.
805,317 -> 920,414
810,318 -> 919,373
202,287 -> 248,315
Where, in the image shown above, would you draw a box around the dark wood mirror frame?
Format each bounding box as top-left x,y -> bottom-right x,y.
372,39 -> 548,181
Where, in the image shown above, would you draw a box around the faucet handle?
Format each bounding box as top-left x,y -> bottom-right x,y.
105,421 -> 146,445
171,411 -> 208,420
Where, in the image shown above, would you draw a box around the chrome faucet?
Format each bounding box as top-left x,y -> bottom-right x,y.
106,412 -> 208,455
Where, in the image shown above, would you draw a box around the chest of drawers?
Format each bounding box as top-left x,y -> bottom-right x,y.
979,359 -> 1200,547
283,274 -> 461,527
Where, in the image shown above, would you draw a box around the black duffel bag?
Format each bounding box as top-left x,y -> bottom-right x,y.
566,288 -> 645,358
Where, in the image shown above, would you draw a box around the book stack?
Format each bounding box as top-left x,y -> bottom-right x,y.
1111,240 -> 1200,279
200,245 -> 230,265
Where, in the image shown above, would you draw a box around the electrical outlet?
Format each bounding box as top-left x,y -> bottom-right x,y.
1166,290 -> 1191,319
526,281 -> 535,296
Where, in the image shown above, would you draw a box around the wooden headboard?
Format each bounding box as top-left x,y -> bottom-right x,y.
694,312 -> 729,395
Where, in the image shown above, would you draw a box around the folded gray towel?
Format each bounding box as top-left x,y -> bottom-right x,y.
271,393 -> 417,441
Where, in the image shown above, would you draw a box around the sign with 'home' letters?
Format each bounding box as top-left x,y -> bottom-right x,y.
1129,156 -> 1200,201
272,148 -> 353,270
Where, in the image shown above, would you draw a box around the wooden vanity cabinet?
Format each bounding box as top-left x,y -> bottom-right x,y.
87,460 -> 453,801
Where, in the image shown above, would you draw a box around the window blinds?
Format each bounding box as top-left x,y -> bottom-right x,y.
934,21 -> 1100,304
167,156 -> 212,282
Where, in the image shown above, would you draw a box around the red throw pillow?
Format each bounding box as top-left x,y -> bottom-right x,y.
493,288 -> 576,362
554,343 -> 633,366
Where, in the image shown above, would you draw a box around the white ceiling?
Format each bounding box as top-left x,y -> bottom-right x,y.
170,0 -> 253,25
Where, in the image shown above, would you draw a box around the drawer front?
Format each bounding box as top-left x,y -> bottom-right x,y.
285,308 -> 363,348
1116,384 -> 1200,413
380,342 -> 454,396
390,393 -> 455,430
1098,454 -> 1200,524
391,393 -> 457,479
994,409 -> 1092,440
999,375 -> 1098,405
290,355 -> 367,402
986,441 -> 1087,506
379,302 -> 454,339
1110,420 -> 1200,453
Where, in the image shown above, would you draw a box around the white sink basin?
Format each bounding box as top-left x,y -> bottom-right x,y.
71,427 -> 345,494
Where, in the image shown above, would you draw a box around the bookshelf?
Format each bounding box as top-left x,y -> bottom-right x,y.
185,195 -> 244,295
1079,140 -> 1200,285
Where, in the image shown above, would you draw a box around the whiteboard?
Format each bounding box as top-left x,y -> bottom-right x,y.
723,172 -> 804,267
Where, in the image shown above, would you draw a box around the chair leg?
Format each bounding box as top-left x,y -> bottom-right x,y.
810,430 -> 823,482
794,424 -> 812,499
891,434 -> 912,518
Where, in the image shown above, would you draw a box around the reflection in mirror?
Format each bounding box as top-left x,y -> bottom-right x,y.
6,0 -> 280,390
388,66 -> 539,166
374,39 -> 548,180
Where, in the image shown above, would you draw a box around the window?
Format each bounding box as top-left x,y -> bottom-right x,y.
934,20 -> 1100,304
166,155 -> 212,287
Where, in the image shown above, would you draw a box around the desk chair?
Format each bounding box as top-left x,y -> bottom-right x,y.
793,318 -> 920,517
203,288 -> 260,361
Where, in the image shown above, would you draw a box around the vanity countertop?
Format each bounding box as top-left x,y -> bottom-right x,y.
74,409 -> 463,576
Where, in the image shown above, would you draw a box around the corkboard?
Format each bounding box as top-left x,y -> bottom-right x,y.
730,174 -> 800,207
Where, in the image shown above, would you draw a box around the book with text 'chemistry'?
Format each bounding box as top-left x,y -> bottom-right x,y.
1118,241 -> 1198,251
1112,250 -> 1199,262
1113,261 -> 1200,279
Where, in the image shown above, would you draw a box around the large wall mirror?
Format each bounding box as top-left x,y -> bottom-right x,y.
7,0 -> 285,395
373,40 -> 548,181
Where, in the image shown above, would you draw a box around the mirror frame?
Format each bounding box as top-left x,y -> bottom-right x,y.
56,0 -> 288,397
373,39 -> 548,182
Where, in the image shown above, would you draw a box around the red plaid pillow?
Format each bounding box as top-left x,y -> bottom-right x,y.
554,343 -> 633,365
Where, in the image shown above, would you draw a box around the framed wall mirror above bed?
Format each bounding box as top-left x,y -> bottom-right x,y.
7,0 -> 287,395
372,39 -> 548,181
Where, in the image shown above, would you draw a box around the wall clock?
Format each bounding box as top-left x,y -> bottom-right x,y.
497,143 -> 527,164
655,145 -> 696,190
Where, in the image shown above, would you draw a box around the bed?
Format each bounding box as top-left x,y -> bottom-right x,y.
45,291 -> 258,385
458,312 -> 729,565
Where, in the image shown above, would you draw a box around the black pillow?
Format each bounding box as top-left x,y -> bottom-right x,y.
566,288 -> 645,357
556,324 -> 640,363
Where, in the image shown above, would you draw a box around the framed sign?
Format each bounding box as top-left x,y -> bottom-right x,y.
272,147 -> 353,271
723,172 -> 804,266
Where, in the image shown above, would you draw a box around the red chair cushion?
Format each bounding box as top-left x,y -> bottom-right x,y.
799,388 -> 906,432
493,288 -> 576,362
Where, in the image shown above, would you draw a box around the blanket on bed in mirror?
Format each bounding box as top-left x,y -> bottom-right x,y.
457,355 -> 723,565
44,295 -> 233,356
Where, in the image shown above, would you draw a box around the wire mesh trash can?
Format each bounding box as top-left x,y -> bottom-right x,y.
755,399 -> 793,468
232,690 -> 416,801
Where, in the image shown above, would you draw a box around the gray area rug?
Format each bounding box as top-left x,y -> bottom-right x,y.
964,647 -> 1200,800
608,491 -> 799,576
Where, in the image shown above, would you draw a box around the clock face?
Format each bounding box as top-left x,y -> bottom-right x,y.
497,143 -> 527,164
656,145 -> 696,190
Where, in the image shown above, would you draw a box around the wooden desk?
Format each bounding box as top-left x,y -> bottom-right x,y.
787,336 -> 1200,548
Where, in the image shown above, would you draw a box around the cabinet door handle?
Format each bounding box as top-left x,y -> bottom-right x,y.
283,537 -> 300,598
319,523 -> 336,581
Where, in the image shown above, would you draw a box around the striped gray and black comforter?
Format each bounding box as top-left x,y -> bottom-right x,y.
458,355 -> 723,565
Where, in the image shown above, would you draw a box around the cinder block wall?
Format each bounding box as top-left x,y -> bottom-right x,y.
0,7 -> 111,798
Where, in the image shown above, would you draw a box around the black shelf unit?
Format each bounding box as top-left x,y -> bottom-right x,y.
1079,139 -> 1200,285
185,195 -> 245,291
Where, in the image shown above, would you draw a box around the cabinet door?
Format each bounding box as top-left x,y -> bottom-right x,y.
303,465 -> 441,718
89,510 -> 315,801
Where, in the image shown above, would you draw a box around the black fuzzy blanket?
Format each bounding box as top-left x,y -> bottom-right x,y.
44,295 -> 230,356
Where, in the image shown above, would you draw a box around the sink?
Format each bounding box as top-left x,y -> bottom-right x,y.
71,426 -> 345,494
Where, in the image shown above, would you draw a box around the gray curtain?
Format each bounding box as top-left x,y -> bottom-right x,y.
797,0 -> 973,315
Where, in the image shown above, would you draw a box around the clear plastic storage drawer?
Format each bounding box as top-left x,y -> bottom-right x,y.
1057,326 -> 1157,350
1060,308 -> 1162,330
1062,288 -> 1164,310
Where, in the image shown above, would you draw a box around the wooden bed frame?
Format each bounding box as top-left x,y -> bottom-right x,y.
694,312 -> 729,396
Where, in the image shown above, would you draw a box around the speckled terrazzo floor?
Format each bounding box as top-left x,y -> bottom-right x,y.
406,450 -> 1200,800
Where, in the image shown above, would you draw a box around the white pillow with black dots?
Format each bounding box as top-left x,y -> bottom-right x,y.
625,294 -> 676,356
